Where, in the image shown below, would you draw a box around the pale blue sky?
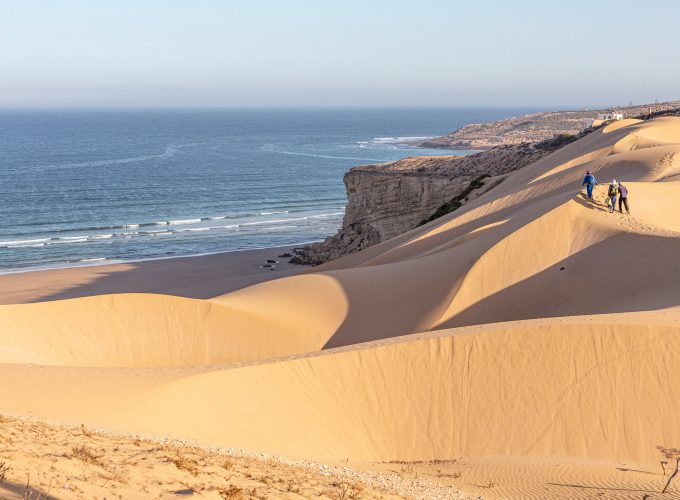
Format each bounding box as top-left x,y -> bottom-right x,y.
1,0 -> 678,108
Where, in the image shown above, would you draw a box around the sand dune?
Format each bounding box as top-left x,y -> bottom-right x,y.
3,117 -> 680,497
2,313 -> 680,466
0,293 -> 335,367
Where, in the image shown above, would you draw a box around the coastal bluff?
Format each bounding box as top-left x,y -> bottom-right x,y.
421,101 -> 680,149
293,102 -> 680,265
292,140 -> 562,265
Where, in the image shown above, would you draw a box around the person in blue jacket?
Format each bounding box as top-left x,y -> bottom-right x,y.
582,170 -> 598,199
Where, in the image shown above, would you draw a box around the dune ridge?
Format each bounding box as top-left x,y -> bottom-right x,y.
2,313 -> 679,465
3,116 -> 680,496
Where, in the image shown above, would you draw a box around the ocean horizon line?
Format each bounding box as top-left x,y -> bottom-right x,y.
0,103 -> 605,113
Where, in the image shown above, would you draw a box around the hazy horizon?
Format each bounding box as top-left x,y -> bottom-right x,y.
0,104 -> 617,111
2,0 -> 679,108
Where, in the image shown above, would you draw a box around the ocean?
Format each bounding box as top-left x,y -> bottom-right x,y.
0,107 -> 533,273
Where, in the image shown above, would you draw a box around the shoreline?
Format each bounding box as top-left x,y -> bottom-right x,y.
0,240 -> 319,277
0,245 -> 306,305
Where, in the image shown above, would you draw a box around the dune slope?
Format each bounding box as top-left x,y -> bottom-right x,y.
2,117 -> 680,479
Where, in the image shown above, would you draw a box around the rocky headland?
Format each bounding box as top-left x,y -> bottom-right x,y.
291,137 -> 573,265
292,102 -> 680,265
420,101 -> 680,149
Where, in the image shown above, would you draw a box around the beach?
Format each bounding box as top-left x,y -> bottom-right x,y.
0,246 -> 302,305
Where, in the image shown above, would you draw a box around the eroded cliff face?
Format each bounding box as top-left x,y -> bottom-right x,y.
291,159 -> 465,264
292,141 -> 558,265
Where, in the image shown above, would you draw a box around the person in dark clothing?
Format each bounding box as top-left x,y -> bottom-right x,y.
607,180 -> 619,213
618,182 -> 630,214
582,170 -> 598,199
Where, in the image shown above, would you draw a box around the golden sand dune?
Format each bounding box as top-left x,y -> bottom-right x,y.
0,292 -> 337,367
2,313 -> 679,466
3,117 -> 680,497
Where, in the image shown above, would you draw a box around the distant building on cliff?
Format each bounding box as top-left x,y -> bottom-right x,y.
585,111 -> 624,130
597,111 -> 624,121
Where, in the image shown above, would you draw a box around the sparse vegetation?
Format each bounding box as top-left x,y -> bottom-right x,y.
326,480 -> 364,500
422,101 -> 680,150
218,484 -> 244,498
0,415 -> 426,498
286,481 -> 301,493
0,461 -> 9,482
19,475 -> 53,500
658,446 -> 680,494
538,133 -> 579,149
163,453 -> 201,476
435,469 -> 461,479
400,463 -> 415,474
420,175 -> 489,225
70,445 -> 104,467
418,127 -> 598,227
635,107 -> 680,120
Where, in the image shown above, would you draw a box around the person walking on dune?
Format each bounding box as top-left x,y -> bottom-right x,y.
618,182 -> 630,214
607,179 -> 619,213
582,170 -> 598,200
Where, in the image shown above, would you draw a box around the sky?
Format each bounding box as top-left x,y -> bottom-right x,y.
1,0 -> 679,108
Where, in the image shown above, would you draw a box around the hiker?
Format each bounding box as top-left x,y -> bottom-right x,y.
582,170 -> 598,199
607,179 -> 619,213
618,182 -> 630,214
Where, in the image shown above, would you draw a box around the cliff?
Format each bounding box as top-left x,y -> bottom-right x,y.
292,139 -> 565,265
292,104 -> 680,266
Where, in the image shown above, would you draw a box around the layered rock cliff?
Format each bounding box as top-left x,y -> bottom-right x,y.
292,139 -> 565,265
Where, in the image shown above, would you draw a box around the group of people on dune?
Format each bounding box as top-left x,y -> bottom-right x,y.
581,171 -> 630,214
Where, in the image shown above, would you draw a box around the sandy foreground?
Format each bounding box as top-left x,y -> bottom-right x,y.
2,416 -> 674,500
3,117 -> 680,499
0,415 -> 409,500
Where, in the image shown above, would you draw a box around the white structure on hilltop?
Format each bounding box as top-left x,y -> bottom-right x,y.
597,111 -> 624,121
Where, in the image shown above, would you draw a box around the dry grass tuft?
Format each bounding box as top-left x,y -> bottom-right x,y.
218,485 -> 245,499
0,461 -> 9,482
20,475 -> 53,500
435,469 -> 461,479
286,480 -> 301,493
98,469 -> 128,486
70,445 -> 104,467
326,481 -> 365,500
164,453 -> 200,476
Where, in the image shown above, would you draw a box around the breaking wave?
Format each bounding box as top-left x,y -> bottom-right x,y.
0,211 -> 344,250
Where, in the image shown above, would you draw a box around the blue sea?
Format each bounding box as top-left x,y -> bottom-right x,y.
0,108 -> 534,273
